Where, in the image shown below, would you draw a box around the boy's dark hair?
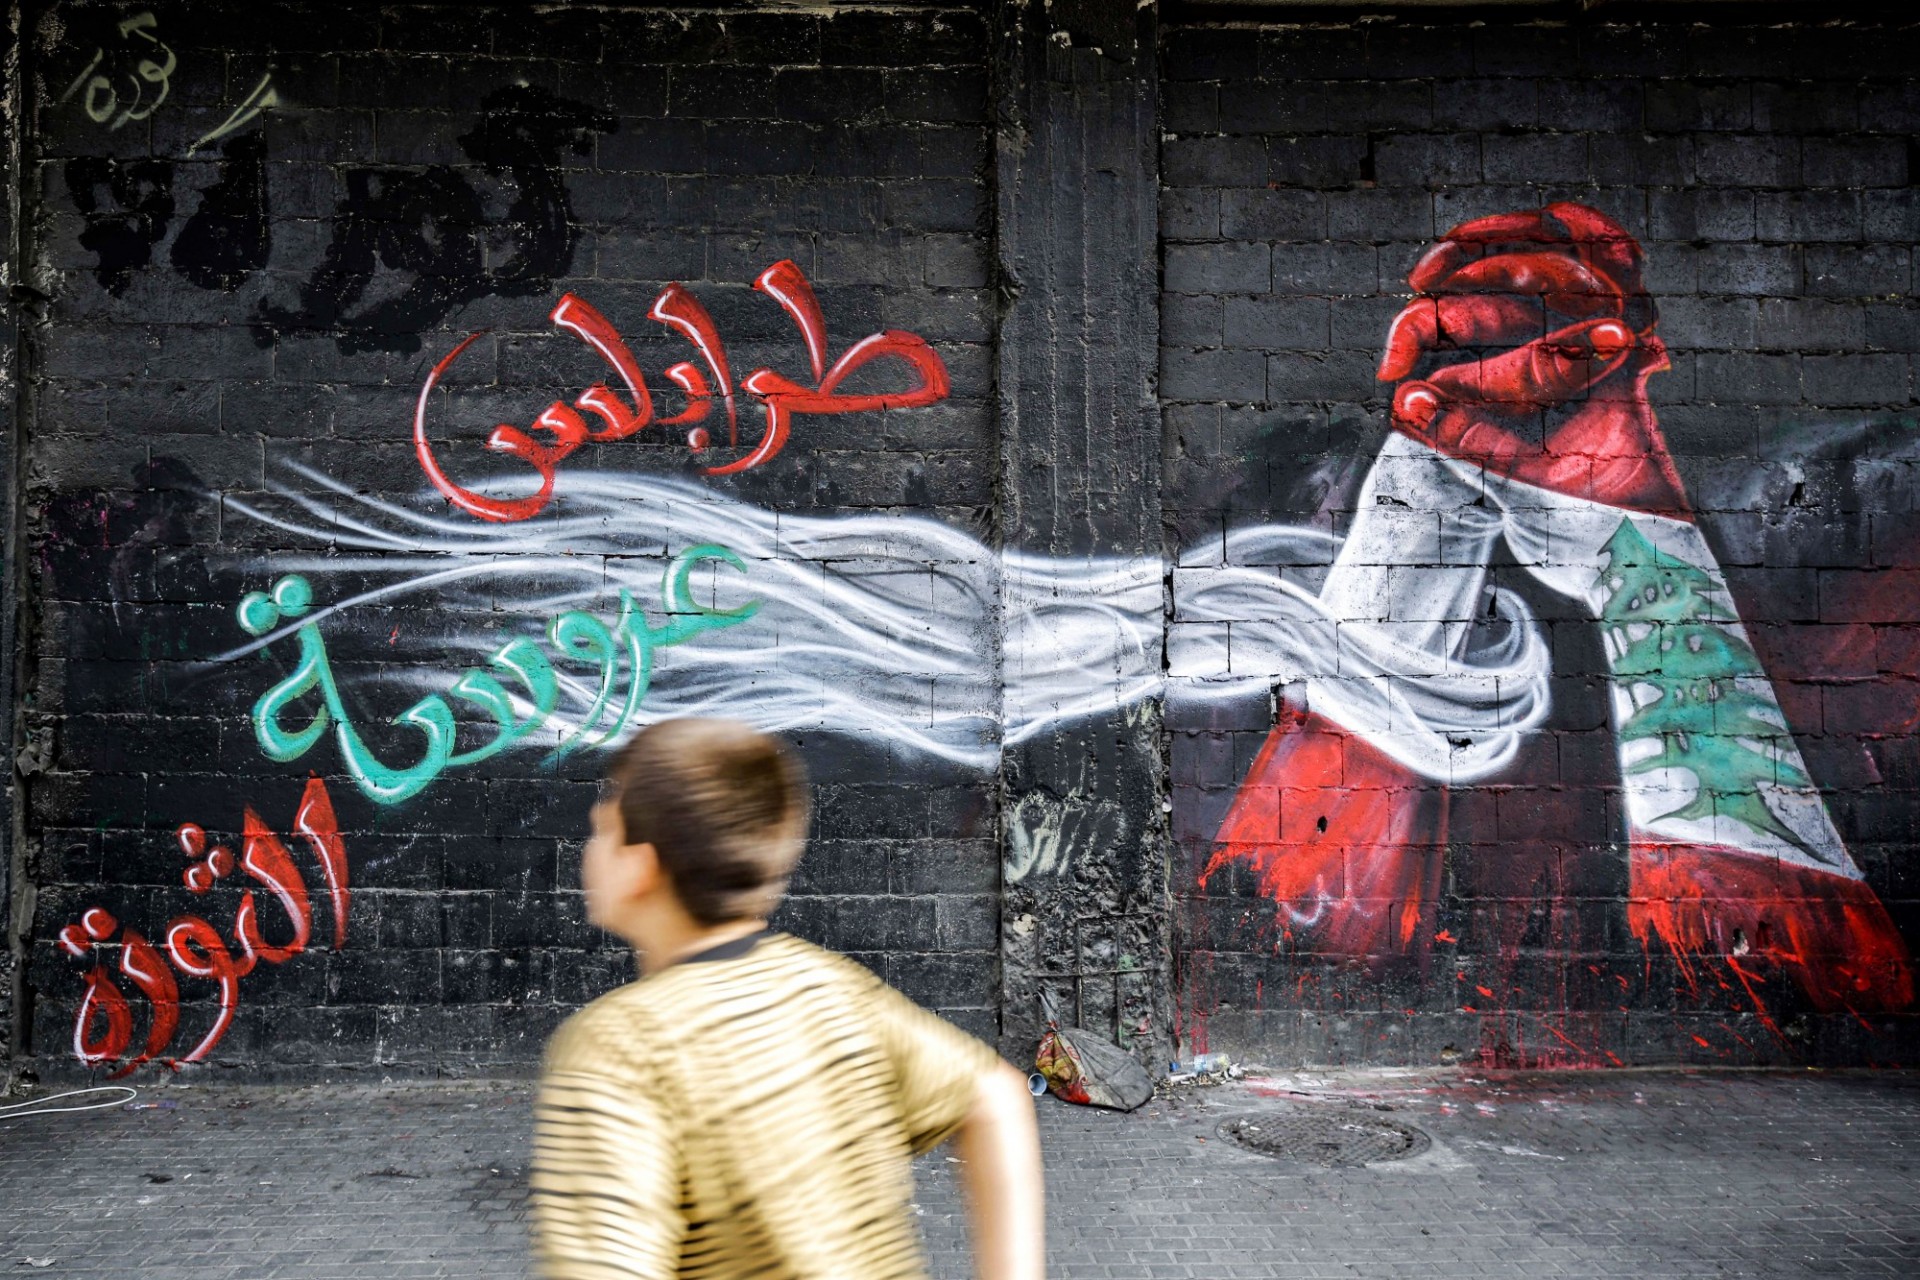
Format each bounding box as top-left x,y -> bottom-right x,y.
604,718 -> 810,925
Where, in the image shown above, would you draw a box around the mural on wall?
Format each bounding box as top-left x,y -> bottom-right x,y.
31,6 -> 1910,1073
52,190 -> 1918,1068
219,212 -> 1913,1042
1200,204 -> 1913,1025
59,777 -> 347,1075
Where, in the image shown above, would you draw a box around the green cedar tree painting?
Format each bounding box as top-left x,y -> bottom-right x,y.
1596,518 -> 1813,855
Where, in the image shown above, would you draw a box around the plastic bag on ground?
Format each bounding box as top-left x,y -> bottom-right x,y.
1034,1025 -> 1153,1112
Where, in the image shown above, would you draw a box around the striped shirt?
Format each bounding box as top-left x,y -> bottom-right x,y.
531,932 -> 1000,1280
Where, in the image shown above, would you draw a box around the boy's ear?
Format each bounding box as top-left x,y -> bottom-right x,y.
623,840 -> 664,901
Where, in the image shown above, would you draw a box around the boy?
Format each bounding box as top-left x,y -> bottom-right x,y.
531,717 -> 1045,1280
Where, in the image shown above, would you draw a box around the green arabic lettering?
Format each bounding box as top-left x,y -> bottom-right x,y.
237,543 -> 759,805
603,543 -> 761,747
239,576 -> 330,763
546,612 -> 621,759
447,637 -> 561,767
238,574 -> 457,804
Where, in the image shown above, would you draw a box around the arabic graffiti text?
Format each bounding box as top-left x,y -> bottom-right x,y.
61,776 -> 348,1075
238,544 -> 759,805
414,259 -> 951,519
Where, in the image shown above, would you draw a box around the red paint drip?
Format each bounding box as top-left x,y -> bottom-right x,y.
1630,841 -> 1913,1013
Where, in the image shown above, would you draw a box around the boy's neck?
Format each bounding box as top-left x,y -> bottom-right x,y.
631,916 -> 769,977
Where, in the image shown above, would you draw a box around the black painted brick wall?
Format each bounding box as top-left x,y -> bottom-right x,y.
12,0 -> 1920,1082
16,0 -> 997,1076
1162,13 -> 1920,1065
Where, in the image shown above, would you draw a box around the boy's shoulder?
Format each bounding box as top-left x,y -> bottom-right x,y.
642,931 -> 885,998
545,934 -> 879,1072
543,981 -> 659,1082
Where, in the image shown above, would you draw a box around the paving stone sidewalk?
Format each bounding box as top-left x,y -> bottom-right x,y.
2,1068 -> 1917,1279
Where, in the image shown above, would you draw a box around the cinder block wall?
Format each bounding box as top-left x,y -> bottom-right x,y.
11,0 -> 1001,1078
1164,14 -> 1920,1066
6,2 -> 1920,1081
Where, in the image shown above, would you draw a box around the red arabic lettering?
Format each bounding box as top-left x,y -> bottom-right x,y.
234,804 -> 312,967
61,908 -> 180,1075
73,962 -> 131,1066
57,905 -> 118,960
647,284 -> 735,445
115,930 -> 180,1074
64,907 -> 129,1067
413,259 -> 951,519
163,916 -> 243,1063
553,293 -> 653,441
61,776 -> 349,1074
414,331 -> 570,523
714,260 -> 951,476
66,921 -> 183,1077
297,776 -> 350,949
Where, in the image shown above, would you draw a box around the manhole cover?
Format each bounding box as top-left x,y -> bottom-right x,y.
1217,1109 -> 1431,1167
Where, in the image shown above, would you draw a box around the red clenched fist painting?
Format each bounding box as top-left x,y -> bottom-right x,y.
1380,202 -> 1688,518
1205,203 -> 1914,1034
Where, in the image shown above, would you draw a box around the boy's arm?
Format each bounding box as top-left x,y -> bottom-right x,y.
865,975 -> 1046,1279
954,1062 -> 1046,1280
